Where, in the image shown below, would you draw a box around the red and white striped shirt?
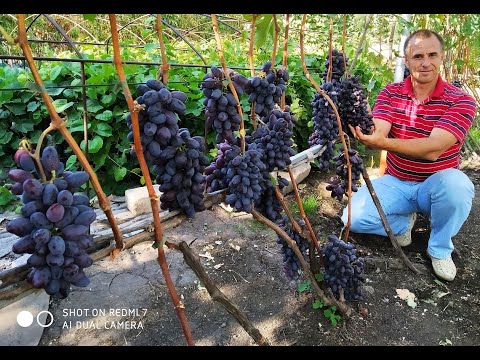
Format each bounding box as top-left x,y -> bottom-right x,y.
372,75 -> 477,182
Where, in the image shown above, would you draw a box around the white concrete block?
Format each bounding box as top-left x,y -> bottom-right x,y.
0,289 -> 50,346
276,162 -> 312,195
125,184 -> 161,216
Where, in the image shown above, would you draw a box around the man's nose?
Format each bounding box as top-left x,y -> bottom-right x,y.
421,57 -> 431,67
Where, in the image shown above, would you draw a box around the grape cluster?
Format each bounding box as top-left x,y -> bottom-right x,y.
326,148 -> 364,201
245,61 -> 289,117
254,175 -> 289,222
321,234 -> 365,301
201,66 -> 248,144
153,128 -> 209,217
337,76 -> 374,136
308,82 -> 340,169
128,78 -> 187,162
451,80 -> 462,88
204,141 -> 238,193
276,217 -> 308,279
6,146 -> 95,298
322,49 -> 347,83
252,107 -> 296,172
130,79 -> 208,218
223,145 -> 266,213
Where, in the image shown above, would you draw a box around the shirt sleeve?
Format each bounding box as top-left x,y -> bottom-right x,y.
372,87 -> 393,124
434,94 -> 477,142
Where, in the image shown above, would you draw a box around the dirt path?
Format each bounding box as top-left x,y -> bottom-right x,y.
38,168 -> 480,346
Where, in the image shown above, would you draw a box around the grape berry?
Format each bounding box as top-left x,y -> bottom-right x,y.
7,145 -> 95,298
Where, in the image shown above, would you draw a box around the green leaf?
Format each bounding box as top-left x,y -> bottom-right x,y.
144,43 -> 159,52
269,174 -> 277,186
80,136 -> 103,154
140,176 -> 145,185
94,122 -> 113,137
314,273 -> 324,282
0,132 -> 13,145
254,14 -> 274,49
50,66 -> 62,81
85,99 -> 104,113
27,101 -> 40,112
5,103 -> 26,116
367,79 -> 376,92
297,280 -> 311,293
83,14 -> 97,22
0,110 -> 10,119
323,308 -> 333,318
100,94 -> 116,106
0,186 -> 15,206
25,81 -> 43,93
95,110 -> 113,121
113,166 -> 127,182
312,299 -> 323,309
16,119 -> 35,133
46,87 -> 65,96
52,99 -> 74,113
65,155 -> 77,170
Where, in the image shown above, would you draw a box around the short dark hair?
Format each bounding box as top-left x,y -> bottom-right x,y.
403,29 -> 445,54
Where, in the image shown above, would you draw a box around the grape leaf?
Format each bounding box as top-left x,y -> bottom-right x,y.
113,167 -> 127,182
0,186 -> 15,206
83,14 -> 97,22
312,299 -> 323,309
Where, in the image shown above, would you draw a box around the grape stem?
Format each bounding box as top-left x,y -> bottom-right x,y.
155,14 -> 170,84
327,18 -> 333,83
251,209 -> 353,317
211,14 -> 245,155
32,123 -> 55,183
287,166 -> 322,257
342,15 -> 350,78
248,15 -> 257,130
300,14 -> 353,242
281,14 -> 290,110
271,14 -> 280,66
273,186 -> 323,271
108,14 -> 195,346
16,14 -> 124,249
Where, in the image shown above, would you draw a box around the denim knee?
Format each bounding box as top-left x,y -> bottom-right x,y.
429,168 -> 475,206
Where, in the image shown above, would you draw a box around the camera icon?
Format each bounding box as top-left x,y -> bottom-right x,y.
17,310 -> 54,328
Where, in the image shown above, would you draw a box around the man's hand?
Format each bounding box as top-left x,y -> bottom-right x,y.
348,124 -> 387,150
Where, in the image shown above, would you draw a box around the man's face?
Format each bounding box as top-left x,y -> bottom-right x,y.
404,35 -> 444,85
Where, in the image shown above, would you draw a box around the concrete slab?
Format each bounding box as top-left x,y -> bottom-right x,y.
0,289 -> 50,346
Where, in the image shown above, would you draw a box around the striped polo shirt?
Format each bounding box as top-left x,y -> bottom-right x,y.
372,75 -> 477,182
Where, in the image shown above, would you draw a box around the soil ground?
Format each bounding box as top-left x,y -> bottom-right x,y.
36,164 -> 480,347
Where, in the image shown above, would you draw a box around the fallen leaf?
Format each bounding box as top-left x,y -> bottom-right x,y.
229,243 -> 241,251
213,263 -> 224,270
396,288 -> 416,301
406,298 -> 417,308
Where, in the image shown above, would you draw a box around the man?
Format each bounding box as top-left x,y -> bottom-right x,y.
343,29 -> 477,281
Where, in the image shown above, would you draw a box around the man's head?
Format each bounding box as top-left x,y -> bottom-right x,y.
404,29 -> 445,85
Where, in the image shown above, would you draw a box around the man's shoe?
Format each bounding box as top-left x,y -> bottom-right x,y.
395,213 -> 417,247
430,256 -> 457,281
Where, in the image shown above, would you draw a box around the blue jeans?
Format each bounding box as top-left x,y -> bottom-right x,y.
341,168 -> 475,259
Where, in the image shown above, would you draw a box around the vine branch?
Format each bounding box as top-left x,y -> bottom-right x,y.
108,14 -> 194,346
16,14 -> 123,249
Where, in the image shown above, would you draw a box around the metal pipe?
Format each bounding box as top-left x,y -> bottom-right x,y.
394,14 -> 412,83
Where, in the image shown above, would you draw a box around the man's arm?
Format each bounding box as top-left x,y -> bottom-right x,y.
350,119 -> 458,162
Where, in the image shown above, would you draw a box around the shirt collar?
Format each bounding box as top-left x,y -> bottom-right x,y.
401,75 -> 445,100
